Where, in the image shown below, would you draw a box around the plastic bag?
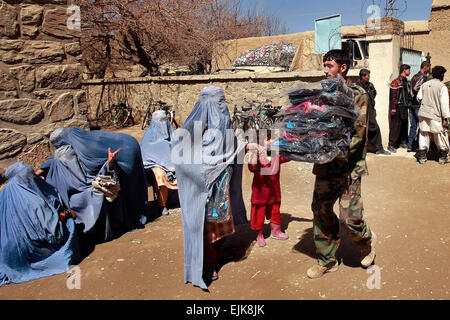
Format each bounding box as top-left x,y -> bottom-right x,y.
205,166 -> 233,223
92,175 -> 120,202
274,76 -> 357,164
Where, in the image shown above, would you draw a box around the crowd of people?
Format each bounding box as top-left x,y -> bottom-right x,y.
0,48 -> 447,290
387,62 -> 449,164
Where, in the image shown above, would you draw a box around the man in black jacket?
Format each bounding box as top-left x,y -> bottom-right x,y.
388,64 -> 411,153
357,69 -> 390,155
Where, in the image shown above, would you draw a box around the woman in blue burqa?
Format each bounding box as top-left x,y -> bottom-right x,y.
39,127 -> 148,243
173,86 -> 257,289
0,161 -> 80,286
140,110 -> 178,216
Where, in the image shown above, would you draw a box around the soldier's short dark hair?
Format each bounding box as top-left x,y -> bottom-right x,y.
323,50 -> 352,76
431,66 -> 447,80
399,64 -> 411,75
420,61 -> 431,69
359,69 -> 370,79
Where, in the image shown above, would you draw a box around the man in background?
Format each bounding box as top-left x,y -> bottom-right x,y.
415,66 -> 449,165
388,64 -> 411,153
409,62 -> 432,152
357,69 -> 390,155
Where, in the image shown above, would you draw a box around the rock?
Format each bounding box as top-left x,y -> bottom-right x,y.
21,41 -> 64,64
0,70 -> 16,91
36,64 -> 82,89
66,117 -> 89,129
21,24 -> 39,38
17,140 -> 52,169
0,129 -> 27,160
20,4 -> 43,24
20,4 -> 42,38
27,133 -> 44,144
0,50 -> 23,64
0,91 -> 18,99
75,90 -> 88,115
9,65 -> 35,92
49,92 -> 74,122
0,39 -> 24,51
64,42 -> 81,56
42,7 -> 79,39
0,40 -> 24,64
0,99 -> 44,125
39,123 -> 60,138
33,89 -> 55,99
0,1 -> 19,37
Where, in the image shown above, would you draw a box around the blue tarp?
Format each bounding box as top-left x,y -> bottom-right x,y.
0,162 -> 80,286
41,127 -> 148,241
173,86 -> 247,289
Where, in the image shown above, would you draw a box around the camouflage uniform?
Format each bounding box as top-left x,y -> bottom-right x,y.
311,82 -> 374,267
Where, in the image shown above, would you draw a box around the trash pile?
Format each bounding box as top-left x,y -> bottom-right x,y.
272,76 -> 360,164
234,42 -> 297,68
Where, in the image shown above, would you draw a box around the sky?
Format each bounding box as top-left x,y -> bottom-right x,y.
243,0 -> 434,34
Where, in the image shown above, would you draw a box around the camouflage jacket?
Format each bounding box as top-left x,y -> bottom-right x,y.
313,81 -> 369,179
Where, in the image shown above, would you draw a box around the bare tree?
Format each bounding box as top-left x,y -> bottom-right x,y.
79,0 -> 287,77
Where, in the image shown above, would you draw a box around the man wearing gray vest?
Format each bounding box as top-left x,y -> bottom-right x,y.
415,66 -> 449,165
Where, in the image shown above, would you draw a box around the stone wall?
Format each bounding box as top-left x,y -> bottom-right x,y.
0,0 -> 87,169
83,71 -> 360,128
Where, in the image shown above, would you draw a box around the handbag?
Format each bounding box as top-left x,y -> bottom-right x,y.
205,166 -> 233,223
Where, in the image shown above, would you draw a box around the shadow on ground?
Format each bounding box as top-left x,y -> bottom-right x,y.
293,225 -> 362,268
217,213 -> 313,273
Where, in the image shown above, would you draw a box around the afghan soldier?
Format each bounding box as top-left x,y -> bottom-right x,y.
307,49 -> 376,279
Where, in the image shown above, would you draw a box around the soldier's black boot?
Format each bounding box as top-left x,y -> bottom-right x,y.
439,150 -> 448,165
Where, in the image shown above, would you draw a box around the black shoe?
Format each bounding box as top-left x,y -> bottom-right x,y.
439,150 -> 448,165
415,149 -> 427,164
400,143 -> 408,149
387,146 -> 397,153
376,149 -> 391,155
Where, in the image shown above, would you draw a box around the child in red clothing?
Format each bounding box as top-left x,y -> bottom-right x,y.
248,135 -> 290,247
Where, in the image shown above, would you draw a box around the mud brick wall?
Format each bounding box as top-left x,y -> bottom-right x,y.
0,0 -> 87,170
365,17 -> 405,37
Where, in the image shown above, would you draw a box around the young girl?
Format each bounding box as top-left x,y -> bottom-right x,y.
248,133 -> 290,247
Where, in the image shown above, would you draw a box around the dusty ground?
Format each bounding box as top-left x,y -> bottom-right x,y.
0,125 -> 449,300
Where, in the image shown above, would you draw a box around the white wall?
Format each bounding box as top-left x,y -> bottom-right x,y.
367,35 -> 401,147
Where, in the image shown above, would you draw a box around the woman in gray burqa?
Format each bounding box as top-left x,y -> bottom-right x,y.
173,86 -> 258,289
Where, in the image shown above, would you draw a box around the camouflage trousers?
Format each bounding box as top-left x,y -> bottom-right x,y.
311,175 -> 373,266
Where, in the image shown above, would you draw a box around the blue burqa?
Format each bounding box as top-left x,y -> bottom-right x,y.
0,162 -> 80,286
173,86 -> 247,289
41,127 -> 148,241
140,110 -> 176,173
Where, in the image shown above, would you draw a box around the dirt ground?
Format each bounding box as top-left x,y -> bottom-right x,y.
0,125 -> 449,300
